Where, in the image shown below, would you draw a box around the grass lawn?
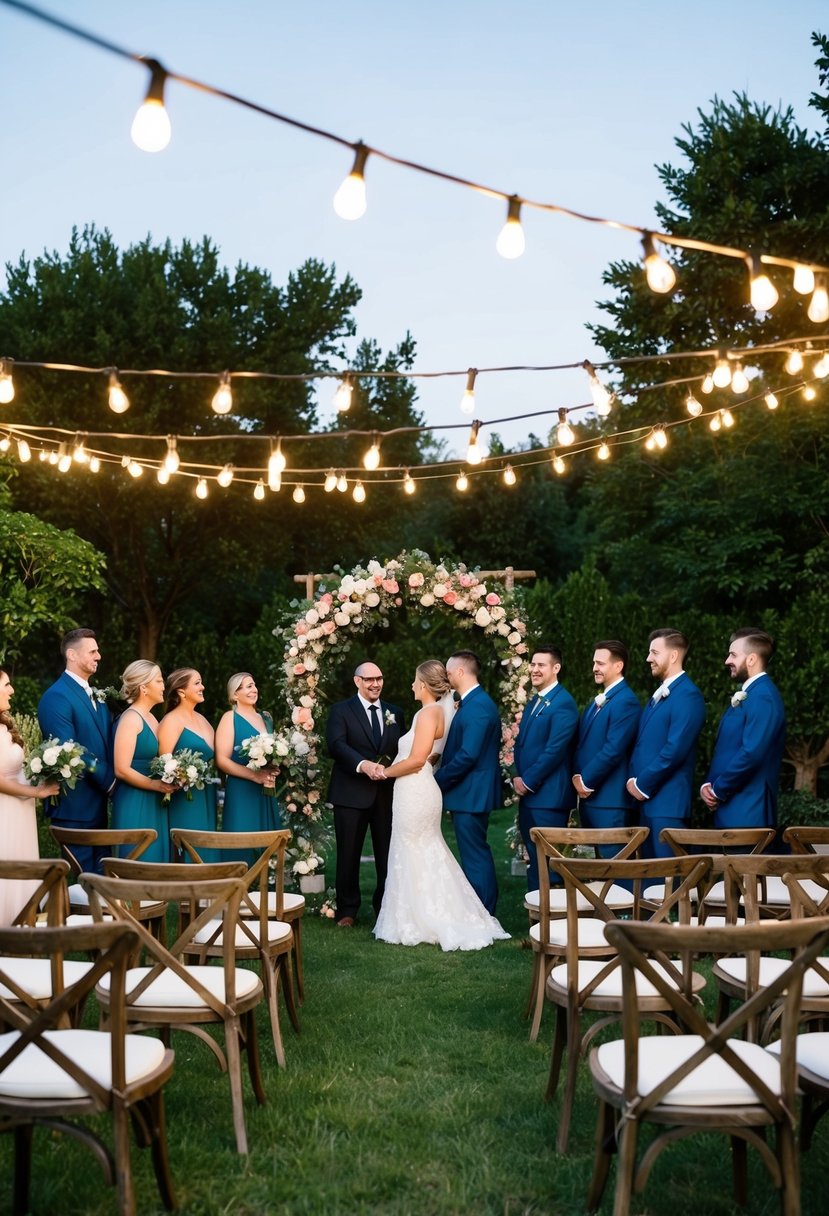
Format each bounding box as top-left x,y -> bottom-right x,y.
7,808 -> 829,1214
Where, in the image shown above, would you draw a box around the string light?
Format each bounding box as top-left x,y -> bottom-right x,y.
89,456 -> 101,473
48,450 -> 58,466
0,434 -> 9,452
709,413 -> 721,433
0,359 -> 15,404
267,445 -> 283,491
332,375 -> 353,412
164,436 -> 180,473
195,477 -> 208,499
107,370 -> 129,414
730,363 -> 750,394
460,368 -> 477,415
156,465 -> 170,485
130,58 -> 172,153
466,420 -> 483,465
352,480 -> 366,503
808,276 -> 829,324
57,444 -> 72,473
292,484 -> 306,503
747,254 -> 778,312
556,408 -> 575,446
336,471 -> 348,492
785,349 -> 805,375
597,441 -> 611,461
803,385 -> 817,401
642,233 -> 676,294
323,468 -> 337,492
712,355 -> 732,389
551,453 -> 566,475
721,408 -> 735,428
686,393 -> 703,417
503,464 -> 517,486
403,470 -> 416,495
211,371 -> 233,415
701,373 -> 714,394
793,265 -> 816,295
813,353 -> 829,379
584,360 -> 614,417
254,479 -> 265,500
127,459 -> 143,477
17,438 -> 31,463
456,471 -> 469,492
363,436 -> 381,471
765,392 -> 779,410
645,426 -> 668,451
217,463 -> 235,487
495,195 -> 525,259
333,143 -> 369,220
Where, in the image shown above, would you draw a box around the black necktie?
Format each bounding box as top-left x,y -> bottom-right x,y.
369,703 -> 381,749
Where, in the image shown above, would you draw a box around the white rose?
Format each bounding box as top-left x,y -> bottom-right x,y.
433,583 -> 447,597
300,695 -> 314,709
454,598 -> 468,611
296,635 -> 308,649
186,766 -> 198,782
293,859 -> 310,876
316,600 -> 330,617
515,687 -> 528,703
297,835 -> 309,850
497,622 -> 511,636
288,646 -> 299,658
367,560 -> 383,575
508,631 -> 522,645
365,592 -> 380,607
490,606 -> 506,621
346,600 -> 362,615
275,739 -> 289,757
340,575 -> 355,595
475,607 -> 492,627
303,656 -> 318,671
294,739 -> 310,757
307,856 -> 319,871
334,611 -> 350,626
420,593 -> 435,607
512,657 -> 523,668
353,578 -> 367,595
305,609 -> 320,625
60,765 -> 72,778
312,642 -> 324,654
42,747 -> 60,767
70,755 -> 83,766
29,757 -> 43,773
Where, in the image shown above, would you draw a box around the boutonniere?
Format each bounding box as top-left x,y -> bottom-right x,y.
91,685 -> 119,704
731,690 -> 747,708
384,709 -> 397,727
594,693 -> 607,709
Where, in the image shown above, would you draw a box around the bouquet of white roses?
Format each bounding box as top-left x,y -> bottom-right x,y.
24,737 -> 86,806
150,748 -> 212,805
239,730 -> 291,796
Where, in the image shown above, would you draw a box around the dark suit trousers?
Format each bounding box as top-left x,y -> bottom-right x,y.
518,803 -> 569,891
334,797 -> 393,919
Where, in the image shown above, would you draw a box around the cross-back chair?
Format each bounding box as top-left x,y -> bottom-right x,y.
83,861 -> 266,1154
783,826 -> 829,855
655,827 -> 777,923
524,826 -> 649,1042
0,921 -> 175,1216
538,850 -> 711,1153
587,917 -> 829,1216
51,826 -> 166,937
170,828 -> 299,1067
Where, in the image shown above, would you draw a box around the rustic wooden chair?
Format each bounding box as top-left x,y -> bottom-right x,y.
783,826 -> 829,855
523,826 -> 648,1042
50,826 -> 166,939
651,827 -> 777,922
83,861 -> 266,1154
587,917 -> 829,1216
0,921 -> 175,1216
538,851 -> 710,1153
170,828 -> 299,1067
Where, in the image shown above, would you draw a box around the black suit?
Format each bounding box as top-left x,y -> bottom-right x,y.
326,695 -> 404,920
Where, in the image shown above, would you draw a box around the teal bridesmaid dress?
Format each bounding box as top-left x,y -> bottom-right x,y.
112,713 -> 170,863
168,726 -> 220,862
222,710 -> 284,865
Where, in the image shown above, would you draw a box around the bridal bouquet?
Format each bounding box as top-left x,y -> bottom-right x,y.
24,737 -> 86,806
150,748 -> 212,805
239,730 -> 291,797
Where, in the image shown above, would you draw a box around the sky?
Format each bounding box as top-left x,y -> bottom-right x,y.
1,0 -> 827,457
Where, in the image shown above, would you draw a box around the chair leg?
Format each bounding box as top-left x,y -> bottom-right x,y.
281,953 -> 301,1034
587,1098 -> 616,1213
555,1009 -> 582,1154
524,950 -> 540,1019
778,1122 -> 801,1216
529,956 -> 548,1043
112,1100 -> 136,1216
244,1007 -> 267,1106
546,1005 -> 567,1101
263,958 -> 286,1068
730,1135 -> 748,1208
292,920 -> 305,1004
224,1017 -> 249,1154
13,1123 -> 33,1216
612,1116 -> 638,1216
146,1090 -> 176,1211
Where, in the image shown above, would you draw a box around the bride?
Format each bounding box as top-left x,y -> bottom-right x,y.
373,659 -> 509,951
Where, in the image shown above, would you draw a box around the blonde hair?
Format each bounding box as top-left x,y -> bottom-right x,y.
416,659 -> 450,700
227,672 -> 253,707
120,660 -> 161,704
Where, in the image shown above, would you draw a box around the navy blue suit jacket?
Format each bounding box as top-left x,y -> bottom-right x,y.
706,675 -> 786,828
629,672 -> 706,821
37,672 -> 114,825
513,684 -> 578,810
574,679 -> 641,810
434,685 -> 501,814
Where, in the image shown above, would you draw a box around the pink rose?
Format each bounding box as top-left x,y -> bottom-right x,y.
459,573 -> 474,588
287,802 -> 298,814
485,592 -> 501,606
443,590 -> 458,606
382,578 -> 399,593
293,664 -> 307,676
295,621 -> 309,635
321,620 -> 336,635
373,573 -> 384,585
319,593 -> 333,606
408,572 -> 425,588
292,706 -> 314,729
395,597 -> 403,606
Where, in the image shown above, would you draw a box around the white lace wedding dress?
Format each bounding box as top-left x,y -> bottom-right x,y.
374,699 -> 510,951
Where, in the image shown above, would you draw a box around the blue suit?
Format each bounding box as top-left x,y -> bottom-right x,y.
706,674 -> 786,829
628,672 -> 706,858
574,679 -> 641,834
514,684 -> 578,889
434,684 -> 502,913
38,673 -> 115,873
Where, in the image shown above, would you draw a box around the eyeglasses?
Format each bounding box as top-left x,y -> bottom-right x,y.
357,676 -> 384,684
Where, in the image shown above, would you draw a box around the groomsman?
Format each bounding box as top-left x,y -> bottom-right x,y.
626,628 -> 706,858
37,628 -> 115,874
435,650 -> 503,913
701,628 -> 786,829
512,645 -> 579,890
326,661 -> 404,926
572,640 -> 640,836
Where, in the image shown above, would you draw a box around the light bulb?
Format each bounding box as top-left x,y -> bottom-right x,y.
128,460 -> 143,478
292,484 -> 306,504
324,469 -> 337,493
107,370 -> 129,414
352,480 -> 366,503
556,408 -> 575,446
765,392 -> 779,410
212,372 -> 232,415
195,478 -> 208,499
336,472 -> 348,493
503,464 -> 517,486
460,368 -> 477,415
217,463 -> 234,487
785,349 -> 804,375
813,353 -> 829,379
0,435 -> 9,452
332,377 -> 353,412
589,375 -> 613,417
709,414 -> 722,432
57,444 -> 72,473
803,385 -> 817,402
0,359 -> 15,404
730,363 -> 750,394
17,438 -> 31,462
496,195 -> 525,259
130,59 -> 171,153
642,233 -> 676,293
456,471 -> 469,492
686,394 -> 703,417
333,144 -> 369,220
254,479 -> 265,501
48,450 -> 58,465
466,420 -> 483,465
363,440 -> 381,471
39,450 -> 47,462
793,265 -> 815,295
72,438 -> 88,463
747,255 -> 778,312
552,454 -> 566,475
653,427 -> 668,449
89,456 -> 100,473
156,465 -> 170,485
713,357 -> 732,389
268,446 -> 285,490
403,471 -> 416,495
164,437 -> 180,474
701,374 -> 714,394
597,442 -> 611,461
808,278 -> 829,323
721,409 -> 735,428
272,443 -> 287,472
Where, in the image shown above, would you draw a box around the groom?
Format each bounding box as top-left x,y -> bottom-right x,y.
435,650 -> 502,914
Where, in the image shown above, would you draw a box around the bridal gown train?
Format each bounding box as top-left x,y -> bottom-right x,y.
374,711 -> 509,951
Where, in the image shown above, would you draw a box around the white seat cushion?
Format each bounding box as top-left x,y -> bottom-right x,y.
191,918 -> 293,947
69,886 -> 162,913
596,1035 -> 782,1105
97,964 -> 261,1007
717,955 -> 829,996
642,883 -> 699,904
525,882 -> 634,913
758,876 -> 825,906
767,1032 -> 829,1080
35,913 -> 114,927
0,958 -> 94,1000
244,891 -> 305,914
0,1028 -> 166,1099
688,915 -> 745,928
530,917 -> 612,948
549,958 -> 694,999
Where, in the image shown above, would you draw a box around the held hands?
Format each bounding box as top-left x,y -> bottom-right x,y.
364,761 -> 387,781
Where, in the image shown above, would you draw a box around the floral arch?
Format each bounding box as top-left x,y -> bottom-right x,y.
273,550 -> 532,870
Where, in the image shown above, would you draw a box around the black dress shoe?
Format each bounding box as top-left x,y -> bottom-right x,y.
336,916 -> 356,927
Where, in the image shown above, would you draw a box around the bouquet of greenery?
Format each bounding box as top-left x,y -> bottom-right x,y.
23,736 -> 87,806
150,748 -> 212,805
239,731 -> 291,796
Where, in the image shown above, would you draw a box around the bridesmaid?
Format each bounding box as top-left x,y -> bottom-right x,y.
159,668 -> 219,861
112,660 -> 171,863
215,672 -> 282,865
